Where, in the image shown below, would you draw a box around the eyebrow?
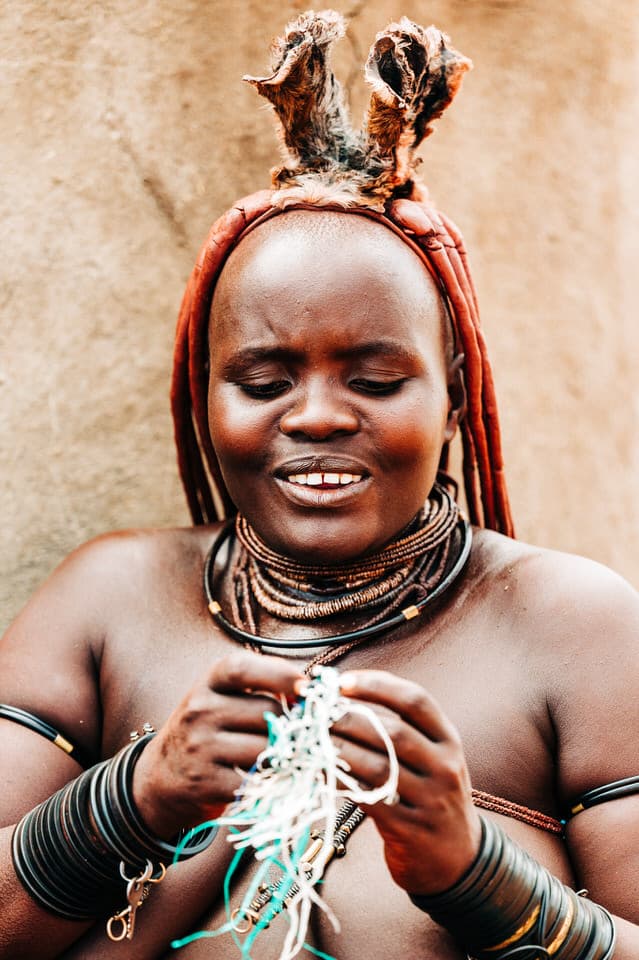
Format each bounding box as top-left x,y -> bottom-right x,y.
222,339 -> 420,375
335,340 -> 420,364
221,347 -> 302,376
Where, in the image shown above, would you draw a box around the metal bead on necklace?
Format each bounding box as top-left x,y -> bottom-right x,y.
203,481 -> 472,653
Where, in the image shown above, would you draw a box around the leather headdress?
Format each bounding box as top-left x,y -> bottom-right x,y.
171,11 -> 514,536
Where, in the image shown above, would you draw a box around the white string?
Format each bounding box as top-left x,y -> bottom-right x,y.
215,666 -> 400,960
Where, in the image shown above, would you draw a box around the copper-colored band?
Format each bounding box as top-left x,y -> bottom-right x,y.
471,789 -> 563,836
483,903 -> 541,952
546,896 -> 575,955
229,199 -> 441,285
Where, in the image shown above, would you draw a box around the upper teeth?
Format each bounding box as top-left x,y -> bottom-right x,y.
288,473 -> 363,486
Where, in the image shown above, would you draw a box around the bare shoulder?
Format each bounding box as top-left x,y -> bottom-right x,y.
471,528 -> 639,800
2,523 -> 216,650
470,527 -> 638,647
0,524 -> 218,760
56,522 -> 218,621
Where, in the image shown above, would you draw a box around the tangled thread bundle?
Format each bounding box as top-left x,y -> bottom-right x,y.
173,667 -> 399,960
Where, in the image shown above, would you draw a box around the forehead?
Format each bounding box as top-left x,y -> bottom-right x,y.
210,210 -> 448,355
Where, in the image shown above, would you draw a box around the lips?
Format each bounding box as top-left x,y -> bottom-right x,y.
272,457 -> 372,507
274,456 -> 370,482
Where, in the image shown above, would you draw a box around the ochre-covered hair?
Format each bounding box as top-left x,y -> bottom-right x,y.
171,11 -> 514,537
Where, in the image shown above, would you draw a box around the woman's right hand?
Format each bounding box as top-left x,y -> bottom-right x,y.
132,650 -> 305,838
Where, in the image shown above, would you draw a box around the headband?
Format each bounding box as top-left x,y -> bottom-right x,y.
171,11 -> 514,537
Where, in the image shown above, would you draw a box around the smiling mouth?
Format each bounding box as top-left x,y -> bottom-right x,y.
287,472 -> 363,487
274,470 -> 371,508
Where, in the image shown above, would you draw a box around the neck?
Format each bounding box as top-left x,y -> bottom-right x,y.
229,483 -> 460,627
235,481 -> 459,584
202,507 -> 472,661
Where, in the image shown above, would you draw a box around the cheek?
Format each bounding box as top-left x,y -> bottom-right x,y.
374,389 -> 448,474
208,387 -> 272,478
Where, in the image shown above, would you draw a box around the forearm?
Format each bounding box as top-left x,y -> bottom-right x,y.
410,816 -> 617,960
0,825 -> 92,960
2,739 -> 224,960
1,819 -> 232,960
61,841 -> 229,960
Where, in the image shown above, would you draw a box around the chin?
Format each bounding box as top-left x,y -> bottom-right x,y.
261,516 -> 402,565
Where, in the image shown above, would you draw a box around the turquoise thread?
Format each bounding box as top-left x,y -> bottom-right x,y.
243,827 -> 311,953
171,668 -> 395,959
172,819 -> 219,866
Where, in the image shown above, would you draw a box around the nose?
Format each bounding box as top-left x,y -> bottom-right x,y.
279,379 -> 359,441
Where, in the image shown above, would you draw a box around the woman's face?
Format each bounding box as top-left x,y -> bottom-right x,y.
208,211 -> 456,564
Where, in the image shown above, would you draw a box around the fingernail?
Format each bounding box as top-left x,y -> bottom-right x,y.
293,678 -> 308,697
339,672 -> 357,693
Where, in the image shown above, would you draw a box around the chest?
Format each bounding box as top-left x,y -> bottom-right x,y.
98,582 -> 555,817
96,580 -> 567,960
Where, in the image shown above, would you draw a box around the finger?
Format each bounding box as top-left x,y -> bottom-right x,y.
335,737 -> 427,808
176,686 -> 285,736
209,651 -> 304,697
331,710 -> 431,776
210,731 -> 271,769
338,670 -> 457,742
218,693 -> 286,733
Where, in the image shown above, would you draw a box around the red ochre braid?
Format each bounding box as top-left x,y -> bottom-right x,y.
171,190 -> 514,538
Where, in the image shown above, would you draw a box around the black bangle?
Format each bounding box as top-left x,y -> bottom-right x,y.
100,734 -> 216,860
0,703 -> 94,769
12,735 -> 216,922
570,775 -> 639,815
409,816 -> 616,960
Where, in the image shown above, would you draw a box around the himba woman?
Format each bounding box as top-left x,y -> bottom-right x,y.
1,11 -> 638,960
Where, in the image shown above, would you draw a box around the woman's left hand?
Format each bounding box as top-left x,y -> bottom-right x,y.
327,669 -> 482,896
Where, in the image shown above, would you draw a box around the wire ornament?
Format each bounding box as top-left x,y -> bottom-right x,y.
173,666 -> 399,959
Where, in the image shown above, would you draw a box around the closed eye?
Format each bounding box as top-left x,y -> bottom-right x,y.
350,378 -> 406,396
238,380 -> 290,399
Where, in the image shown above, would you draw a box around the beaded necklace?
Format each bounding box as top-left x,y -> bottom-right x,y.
204,482 -> 472,653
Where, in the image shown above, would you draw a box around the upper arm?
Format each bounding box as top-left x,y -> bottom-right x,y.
565,795 -> 639,921
541,557 -> 639,919
0,535 -> 122,824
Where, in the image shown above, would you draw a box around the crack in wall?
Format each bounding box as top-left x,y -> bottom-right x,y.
103,109 -> 188,249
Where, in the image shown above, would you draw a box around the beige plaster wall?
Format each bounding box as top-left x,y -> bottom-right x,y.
1,1 -> 638,631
